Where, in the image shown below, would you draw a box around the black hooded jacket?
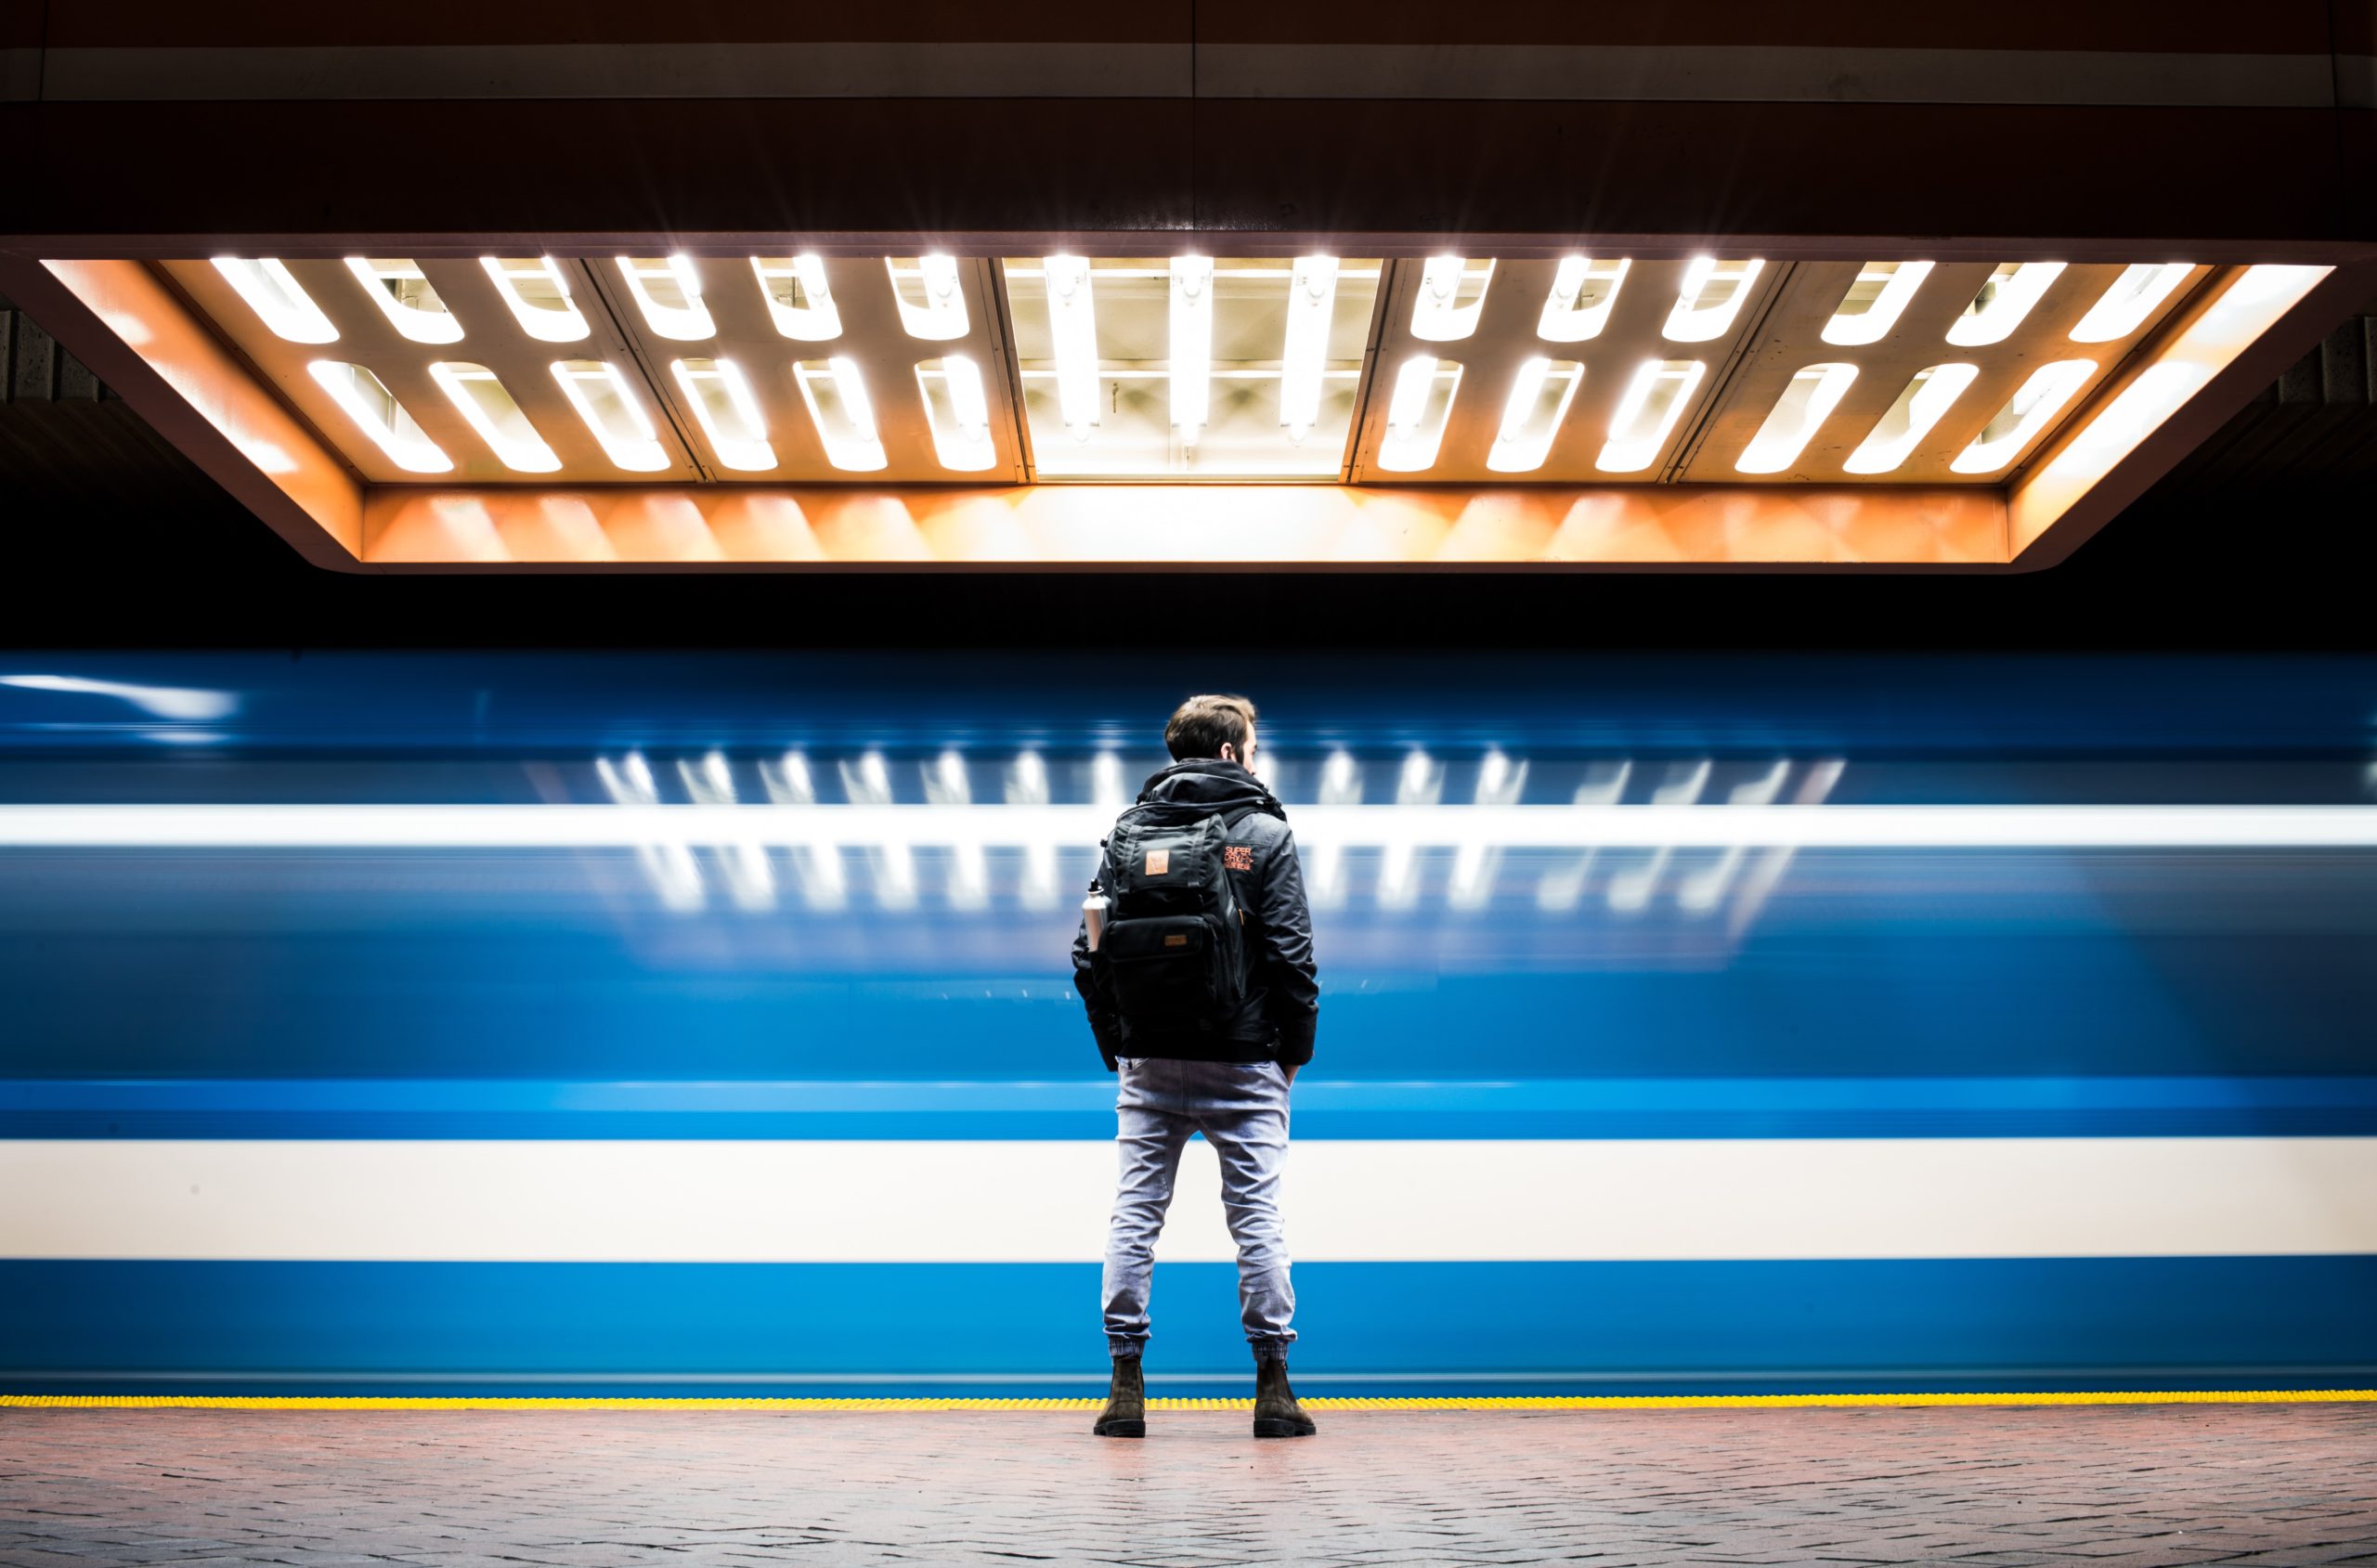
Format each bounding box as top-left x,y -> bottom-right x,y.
1071,758 -> 1319,1070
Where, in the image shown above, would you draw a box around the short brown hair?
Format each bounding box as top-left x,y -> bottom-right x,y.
1164,693 -> 1258,762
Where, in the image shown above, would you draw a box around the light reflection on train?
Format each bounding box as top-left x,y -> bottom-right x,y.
582,747 -> 1842,951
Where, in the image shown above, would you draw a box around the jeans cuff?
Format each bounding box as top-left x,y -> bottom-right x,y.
1249,1336 -> 1294,1364
1107,1337 -> 1147,1360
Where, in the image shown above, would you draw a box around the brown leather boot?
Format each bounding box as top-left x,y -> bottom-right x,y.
1252,1351 -> 1317,1438
1092,1354 -> 1145,1438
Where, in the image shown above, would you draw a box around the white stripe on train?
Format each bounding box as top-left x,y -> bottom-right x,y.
4,1136 -> 2371,1263
1,803 -> 2373,848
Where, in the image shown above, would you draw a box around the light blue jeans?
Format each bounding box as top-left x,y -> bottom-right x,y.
1103,1055 -> 1297,1361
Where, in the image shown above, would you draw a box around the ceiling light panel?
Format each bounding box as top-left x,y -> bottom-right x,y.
344,258 -> 463,344
1001,256 -> 1384,479
601,254 -> 1018,482
166,256 -> 699,482
163,254 -> 1023,484
163,249 -> 2228,493
1674,260 -> 2207,483
1354,257 -> 1757,482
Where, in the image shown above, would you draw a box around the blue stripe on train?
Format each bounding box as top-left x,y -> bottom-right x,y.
7,1076 -> 2375,1140
4,1258 -> 2371,1396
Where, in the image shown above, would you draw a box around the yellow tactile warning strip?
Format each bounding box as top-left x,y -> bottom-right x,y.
3,1391 -> 2372,1413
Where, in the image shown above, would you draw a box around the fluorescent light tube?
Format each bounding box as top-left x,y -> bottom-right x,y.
344,257 -> 462,344
1377,356 -> 1460,472
1169,254 -> 1214,446
1946,262 -> 2064,347
1042,254 -> 1099,439
305,360 -> 450,473
1735,363 -> 1859,474
1538,256 -> 1630,343
1279,254 -> 1340,443
916,356 -> 997,472
482,257 -> 589,343
214,257 -> 337,343
795,357 -> 889,473
1950,358 -> 2097,473
615,254 -> 715,342
1412,255 -> 1493,342
1662,258 -> 1763,343
889,254 -> 969,341
428,361 -> 559,473
1596,359 -> 1706,473
2069,263 -> 2195,343
1820,261 -> 1933,347
670,356 -> 776,473
1841,364 -> 1981,474
551,359 -> 669,472
752,256 -> 841,342
1487,357 -> 1583,474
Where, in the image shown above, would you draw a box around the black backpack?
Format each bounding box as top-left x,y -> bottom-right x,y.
1097,802 -> 1262,1036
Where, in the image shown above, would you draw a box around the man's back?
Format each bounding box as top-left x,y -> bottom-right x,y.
1074,694 -> 1321,1442
1072,757 -> 1318,1069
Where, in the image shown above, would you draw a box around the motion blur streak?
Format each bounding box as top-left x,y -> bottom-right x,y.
1,802 -> 2371,848
0,652 -> 2371,1393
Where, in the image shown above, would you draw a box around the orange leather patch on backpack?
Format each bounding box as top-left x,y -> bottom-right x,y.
1145,849 -> 1169,875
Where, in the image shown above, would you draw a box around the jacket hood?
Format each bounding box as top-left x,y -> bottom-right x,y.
1134,758 -> 1287,820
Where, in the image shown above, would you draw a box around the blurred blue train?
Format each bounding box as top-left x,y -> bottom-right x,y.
0,651 -> 2371,1395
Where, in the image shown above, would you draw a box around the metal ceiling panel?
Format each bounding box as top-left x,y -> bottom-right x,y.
1349,257 -> 1783,484
162,256 -> 701,484
1675,261 -> 2212,484
596,254 -> 1023,485
160,253 -> 1026,486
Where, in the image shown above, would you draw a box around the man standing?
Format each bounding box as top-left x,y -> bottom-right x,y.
1072,693 -> 1320,1440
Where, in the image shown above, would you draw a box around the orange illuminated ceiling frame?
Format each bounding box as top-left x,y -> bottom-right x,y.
6,244 -> 2372,573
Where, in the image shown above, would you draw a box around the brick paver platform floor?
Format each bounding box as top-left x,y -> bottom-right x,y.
5,1404 -> 2376,1566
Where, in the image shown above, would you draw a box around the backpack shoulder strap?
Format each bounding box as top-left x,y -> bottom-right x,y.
1216,802 -> 1271,834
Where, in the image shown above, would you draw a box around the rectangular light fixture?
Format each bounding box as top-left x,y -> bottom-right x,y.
428,361 -> 560,473
33,241 -> 2353,572
888,254 -> 968,341
1377,355 -> 1461,472
483,257 -> 589,343
1169,254 -> 1214,446
916,356 -> 997,472
1735,363 -> 1859,474
1663,258 -> 1763,343
306,360 -> 450,473
1597,360 -> 1706,473
1951,359 -> 2096,473
551,359 -> 668,472
795,357 -> 889,473
615,255 -> 714,342
1411,255 -> 1494,342
1820,261 -> 1933,347
1945,262 -> 2064,347
2069,263 -> 2195,343
751,256 -> 841,342
1487,357 -> 1583,473
213,257 -> 337,343
1041,254 -> 1100,439
671,356 -> 776,473
1840,364 -> 1981,474
1538,257 -> 1630,343
344,258 -> 463,344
